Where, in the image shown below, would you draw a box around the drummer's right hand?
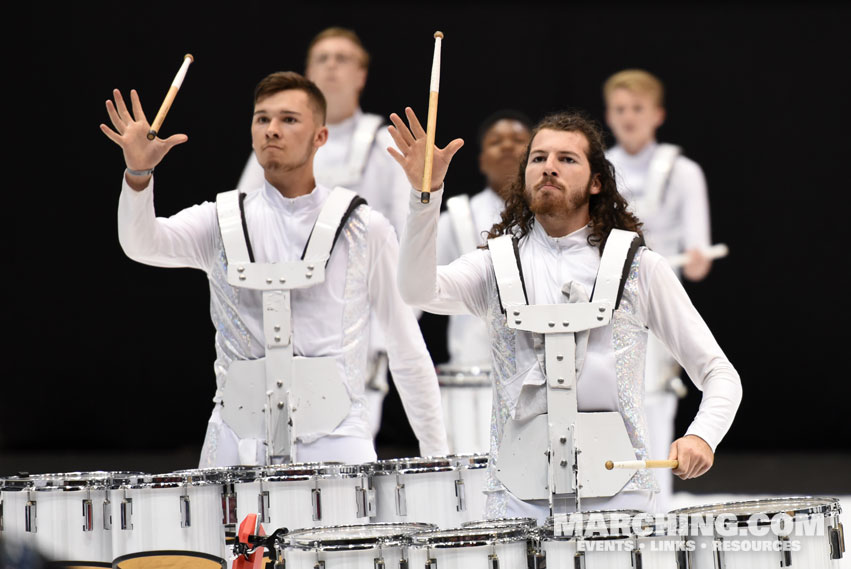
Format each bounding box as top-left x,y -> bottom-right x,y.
100,89 -> 188,190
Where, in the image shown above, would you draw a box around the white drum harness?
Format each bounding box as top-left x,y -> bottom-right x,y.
316,114 -> 384,189
215,187 -> 366,465
488,229 -> 644,514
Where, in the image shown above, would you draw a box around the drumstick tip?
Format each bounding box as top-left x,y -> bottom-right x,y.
184,53 -> 194,62
434,31 -> 444,39
605,460 -> 614,470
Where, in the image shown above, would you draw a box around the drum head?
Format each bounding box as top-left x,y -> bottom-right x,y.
112,551 -> 226,569
286,523 -> 436,551
669,496 -> 840,522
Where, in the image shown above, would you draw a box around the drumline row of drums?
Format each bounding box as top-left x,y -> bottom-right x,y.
1,453 -> 846,568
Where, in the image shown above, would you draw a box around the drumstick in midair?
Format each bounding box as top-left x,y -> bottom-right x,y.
605,459 -> 679,470
420,32 -> 443,204
147,54 -> 194,140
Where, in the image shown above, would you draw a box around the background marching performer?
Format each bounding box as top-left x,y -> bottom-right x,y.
603,68 -> 716,511
102,71 -> 448,467
389,105 -> 742,521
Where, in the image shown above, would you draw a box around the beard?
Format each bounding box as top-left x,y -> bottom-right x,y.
526,176 -> 593,216
259,140 -> 313,174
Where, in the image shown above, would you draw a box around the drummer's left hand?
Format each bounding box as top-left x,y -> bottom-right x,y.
668,435 -> 714,479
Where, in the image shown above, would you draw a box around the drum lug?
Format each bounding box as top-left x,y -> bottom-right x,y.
120,497 -> 133,530
777,535 -> 791,567
573,550 -> 585,569
631,546 -> 643,569
259,490 -> 270,524
103,497 -> 112,530
426,558 -> 437,569
82,498 -> 94,532
488,552 -> 500,569
374,557 -> 385,569
312,487 -> 322,522
675,546 -> 691,569
0,497 -> 4,532
222,482 -> 238,526
313,561 -> 325,569
455,478 -> 466,512
713,538 -> 725,569
25,499 -> 37,533
356,482 -> 376,519
395,476 -> 407,517
180,493 -> 192,528
529,551 -> 546,569
398,559 -> 409,569
832,522 -> 846,559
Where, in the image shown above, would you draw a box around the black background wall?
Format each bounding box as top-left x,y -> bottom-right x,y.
10,2 -> 850,479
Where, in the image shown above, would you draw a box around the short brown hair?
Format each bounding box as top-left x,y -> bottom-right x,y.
306,27 -> 370,70
253,71 -> 327,125
603,69 -> 665,107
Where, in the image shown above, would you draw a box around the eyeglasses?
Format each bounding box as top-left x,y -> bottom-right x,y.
310,52 -> 361,67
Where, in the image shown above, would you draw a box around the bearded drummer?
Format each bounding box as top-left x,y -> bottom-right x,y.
388,107 -> 741,519
102,71 -> 448,467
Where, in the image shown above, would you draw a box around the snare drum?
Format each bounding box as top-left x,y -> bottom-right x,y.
108,470 -> 227,564
371,454 -> 488,529
234,462 -> 373,534
0,471 -> 132,565
282,522 -> 435,569
670,497 -> 846,569
436,365 -> 492,455
407,524 -> 531,569
536,510 -> 682,569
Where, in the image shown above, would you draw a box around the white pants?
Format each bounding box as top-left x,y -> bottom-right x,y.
199,406 -> 377,467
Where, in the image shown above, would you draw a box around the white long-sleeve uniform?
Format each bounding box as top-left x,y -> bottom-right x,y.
398,188 -> 741,518
607,142 -> 711,259
436,187 -> 504,367
118,178 -> 448,465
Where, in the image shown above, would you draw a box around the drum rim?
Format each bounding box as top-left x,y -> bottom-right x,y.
462,517 -> 537,529
409,525 -> 528,547
668,496 -> 842,521
285,522 -> 437,551
112,550 -> 226,569
369,454 -> 489,474
261,462 -> 364,480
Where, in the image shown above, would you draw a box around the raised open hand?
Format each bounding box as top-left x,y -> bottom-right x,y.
386,107 -> 463,192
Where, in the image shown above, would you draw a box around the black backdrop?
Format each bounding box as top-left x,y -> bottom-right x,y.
11,2 -> 850,468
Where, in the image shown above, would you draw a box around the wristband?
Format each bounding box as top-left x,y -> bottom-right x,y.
126,166 -> 155,177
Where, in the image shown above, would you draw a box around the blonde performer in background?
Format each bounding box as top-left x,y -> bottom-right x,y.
238,28 -> 412,440
604,69 -> 724,510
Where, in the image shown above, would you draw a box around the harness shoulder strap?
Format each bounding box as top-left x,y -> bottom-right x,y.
446,194 -> 479,254
301,187 -> 367,265
216,190 -> 254,264
639,143 -> 681,215
347,113 -> 383,179
590,229 -> 644,309
488,234 -> 529,312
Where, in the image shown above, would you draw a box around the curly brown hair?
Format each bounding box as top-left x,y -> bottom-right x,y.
485,110 -> 642,252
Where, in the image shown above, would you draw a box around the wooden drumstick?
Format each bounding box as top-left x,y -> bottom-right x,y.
147,54 -> 194,140
666,243 -> 729,268
605,459 -> 679,470
420,31 -> 443,204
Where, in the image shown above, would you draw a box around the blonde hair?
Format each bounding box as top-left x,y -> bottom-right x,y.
306,27 -> 370,70
603,69 -> 665,107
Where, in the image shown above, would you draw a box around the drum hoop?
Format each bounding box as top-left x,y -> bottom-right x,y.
411,526 -> 528,547
112,550 -> 226,569
462,517 -> 537,529
286,523 -> 436,551
668,496 -> 841,523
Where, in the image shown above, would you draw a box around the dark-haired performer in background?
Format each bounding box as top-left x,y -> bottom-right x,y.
103,73 -> 447,466
389,107 -> 741,519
